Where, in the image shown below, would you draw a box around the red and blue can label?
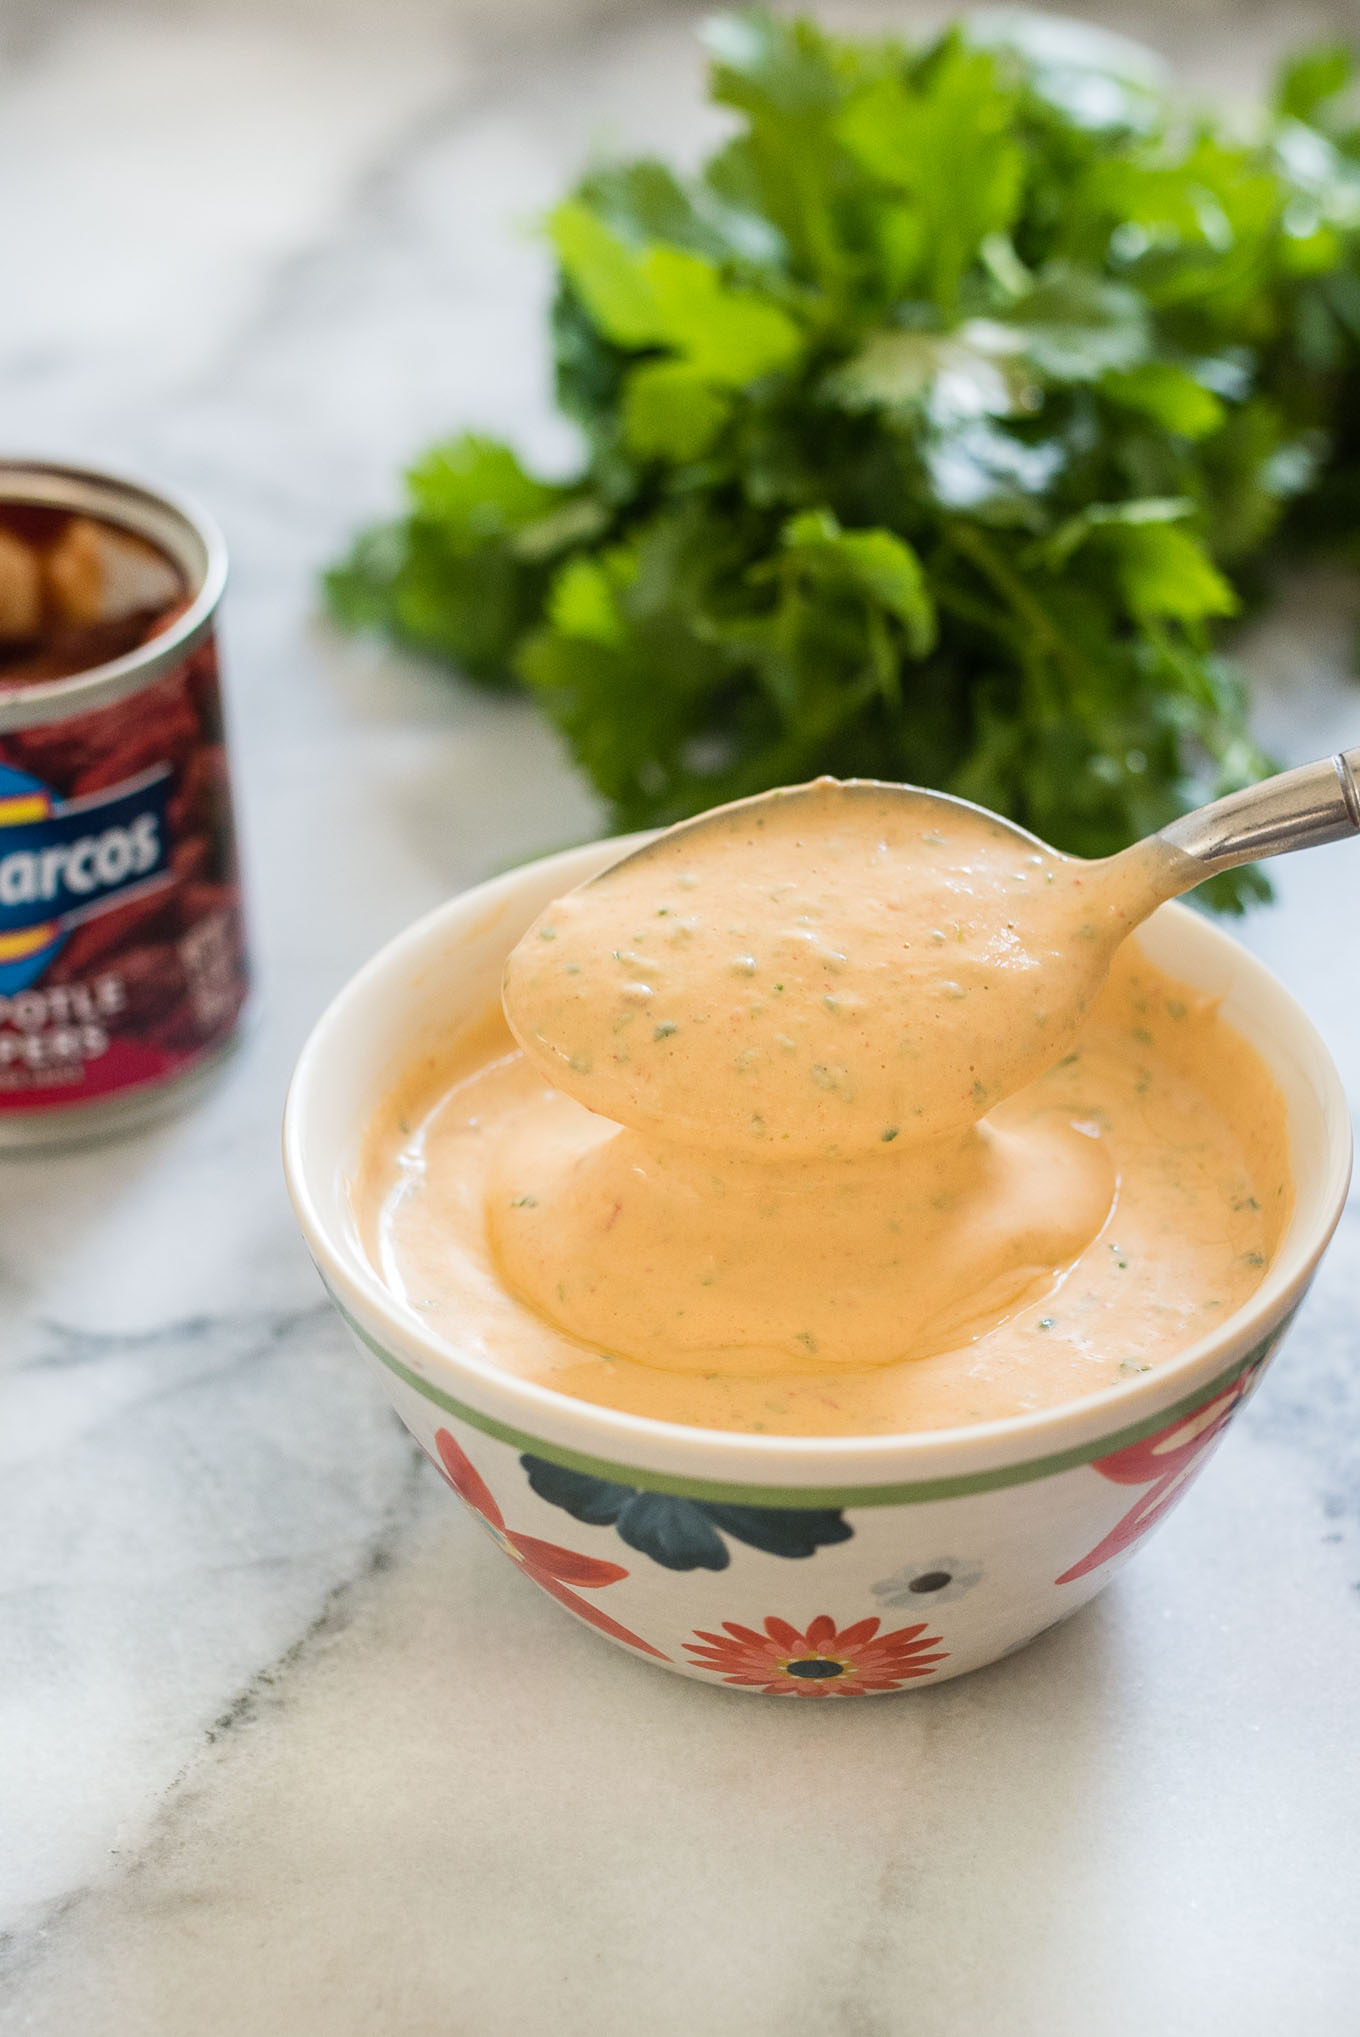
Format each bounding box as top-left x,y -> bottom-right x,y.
0,636 -> 248,1116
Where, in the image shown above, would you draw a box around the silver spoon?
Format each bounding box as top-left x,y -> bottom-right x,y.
1126,744 -> 1360,891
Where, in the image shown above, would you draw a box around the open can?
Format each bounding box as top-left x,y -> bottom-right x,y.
0,460 -> 249,1145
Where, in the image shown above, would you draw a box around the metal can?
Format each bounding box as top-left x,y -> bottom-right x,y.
0,460 -> 249,1145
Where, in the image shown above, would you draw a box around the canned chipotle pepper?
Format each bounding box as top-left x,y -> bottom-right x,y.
0,461 -> 249,1143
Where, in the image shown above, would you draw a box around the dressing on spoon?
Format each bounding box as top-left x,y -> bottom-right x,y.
504,779 -> 1157,1156
490,783 -> 1143,1371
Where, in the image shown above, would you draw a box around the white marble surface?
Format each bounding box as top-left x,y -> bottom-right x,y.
2,3 -> 1360,2031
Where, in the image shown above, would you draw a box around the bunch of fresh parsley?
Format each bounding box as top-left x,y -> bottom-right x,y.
326,11 -> 1360,909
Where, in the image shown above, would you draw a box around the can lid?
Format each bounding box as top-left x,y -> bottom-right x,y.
0,459 -> 228,733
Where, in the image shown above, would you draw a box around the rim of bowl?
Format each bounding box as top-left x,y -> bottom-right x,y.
283,838 -> 1353,1487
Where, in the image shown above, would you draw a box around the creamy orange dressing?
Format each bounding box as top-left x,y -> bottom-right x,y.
356,784 -> 1292,1436
502,780 -> 1152,1153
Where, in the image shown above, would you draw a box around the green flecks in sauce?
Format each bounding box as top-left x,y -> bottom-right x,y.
809,1064 -> 852,1098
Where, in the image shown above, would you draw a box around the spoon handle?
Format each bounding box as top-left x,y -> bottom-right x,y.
1156,747 -> 1360,878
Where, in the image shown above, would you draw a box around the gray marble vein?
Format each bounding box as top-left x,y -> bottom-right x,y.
2,0 -> 1360,2030
0,1303 -> 428,1942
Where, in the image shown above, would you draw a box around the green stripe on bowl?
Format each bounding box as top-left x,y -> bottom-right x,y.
334,1290 -> 1290,1507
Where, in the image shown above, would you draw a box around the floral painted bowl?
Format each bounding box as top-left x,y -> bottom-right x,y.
283,839 -> 1351,1695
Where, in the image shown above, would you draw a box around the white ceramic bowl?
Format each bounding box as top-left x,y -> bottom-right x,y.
284,840 -> 1351,1695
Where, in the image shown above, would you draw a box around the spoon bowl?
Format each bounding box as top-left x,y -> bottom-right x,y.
503,752 -> 1360,1158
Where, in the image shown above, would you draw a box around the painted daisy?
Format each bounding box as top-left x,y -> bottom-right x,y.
685,1613 -> 946,1695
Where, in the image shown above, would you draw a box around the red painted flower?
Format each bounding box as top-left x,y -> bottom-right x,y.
1055,1363 -> 1262,1586
432,1429 -> 668,1659
685,1613 -> 947,1696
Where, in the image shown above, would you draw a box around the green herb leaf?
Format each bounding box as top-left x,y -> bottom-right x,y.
642,247 -> 802,383
406,435 -> 560,534
1275,43 -> 1357,125
836,44 -> 1023,308
328,8 -> 1360,914
780,510 -> 937,658
548,201 -> 663,347
1102,361 -> 1226,437
623,362 -> 731,461
323,435 -> 582,684
1109,523 -> 1239,622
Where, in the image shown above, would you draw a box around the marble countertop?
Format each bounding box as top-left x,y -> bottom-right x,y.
2,2 -> 1359,2030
